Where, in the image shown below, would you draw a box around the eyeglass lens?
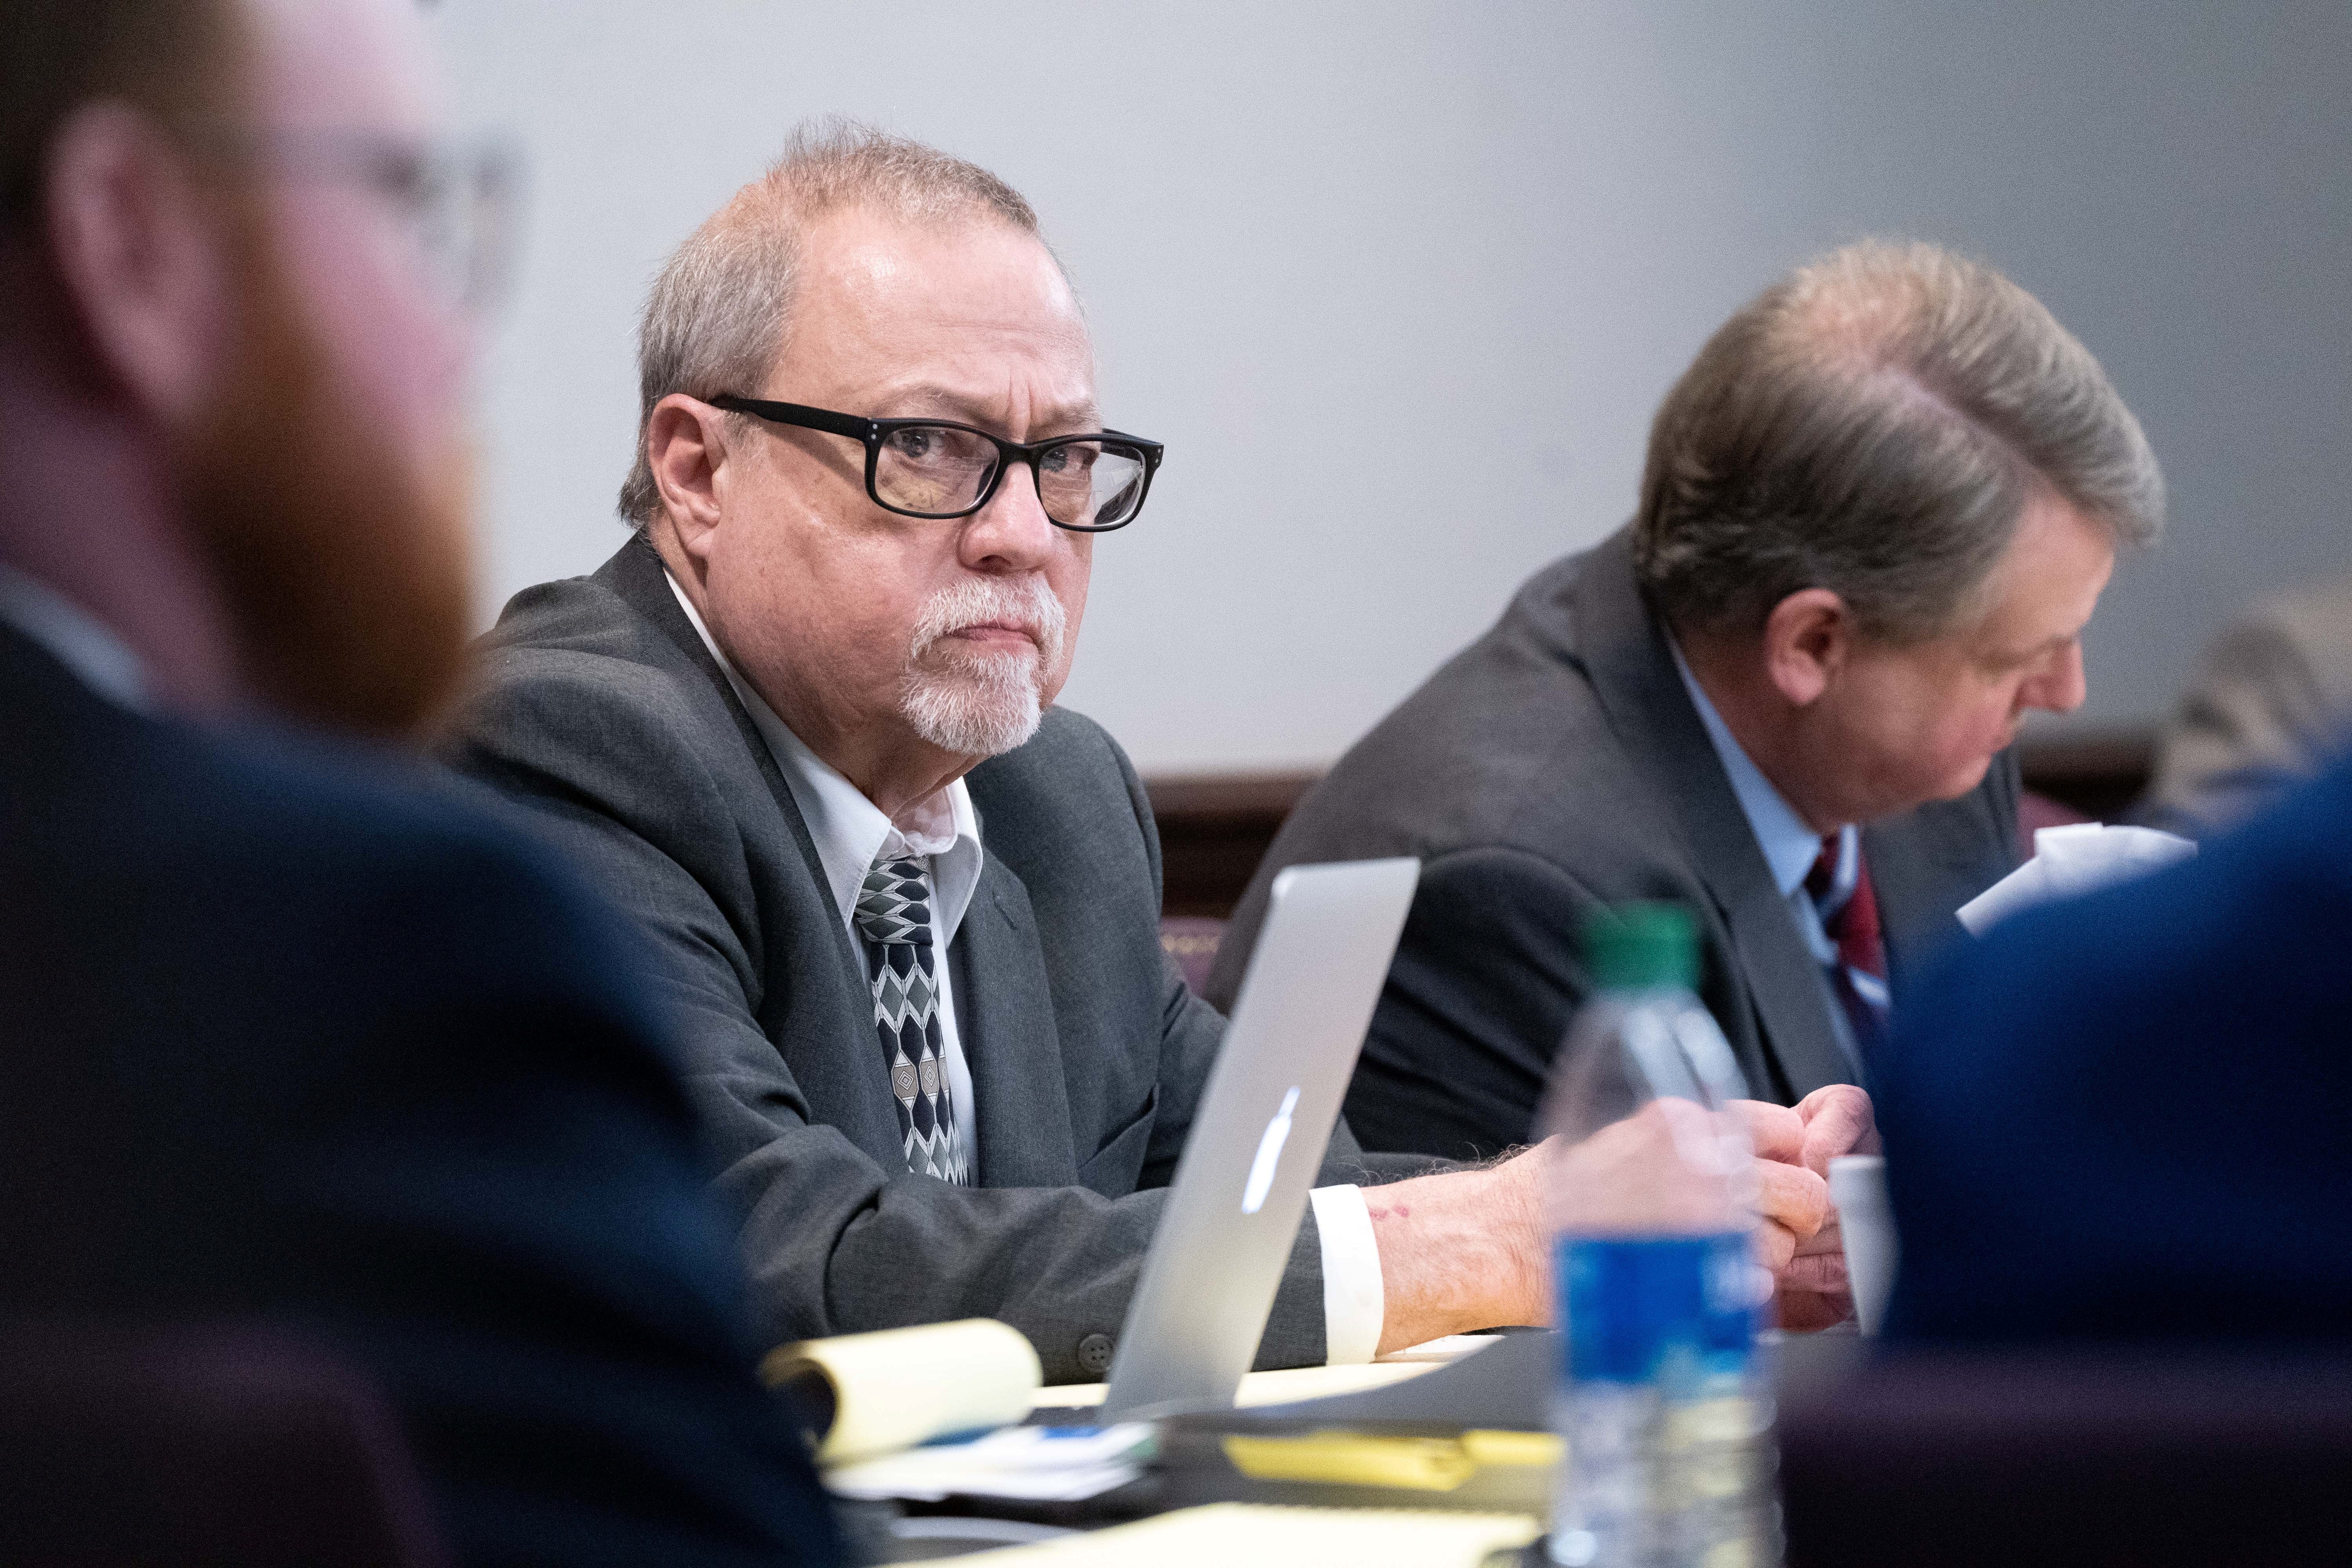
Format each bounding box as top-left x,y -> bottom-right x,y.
876,426 -> 1149,528
379,148 -> 517,312
190,131 -> 520,314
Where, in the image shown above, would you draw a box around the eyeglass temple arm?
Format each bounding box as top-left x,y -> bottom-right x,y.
1100,429 -> 1163,461
708,395 -> 874,441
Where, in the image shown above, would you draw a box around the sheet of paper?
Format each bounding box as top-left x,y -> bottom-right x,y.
954,1503 -> 1542,1566
824,1422 -> 1154,1503
1034,1356 -> 1440,1411
1377,1334 -> 1497,1363
1956,822 -> 2196,934
828,1458 -> 1143,1504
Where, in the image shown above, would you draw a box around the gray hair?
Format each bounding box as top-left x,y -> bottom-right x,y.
617,119 -> 1042,528
1633,240 -> 2165,644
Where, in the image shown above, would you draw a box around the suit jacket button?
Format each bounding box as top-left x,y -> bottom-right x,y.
1076,1332 -> 1114,1376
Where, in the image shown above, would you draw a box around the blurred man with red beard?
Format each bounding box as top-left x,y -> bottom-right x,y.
0,1 -> 837,1562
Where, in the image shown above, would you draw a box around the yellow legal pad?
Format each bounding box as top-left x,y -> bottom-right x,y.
1223,1429 -> 1566,1490
958,1503 -> 1541,1566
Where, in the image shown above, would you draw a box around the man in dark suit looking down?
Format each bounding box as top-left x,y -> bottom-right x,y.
450,125 -> 1870,1375
0,1 -> 838,1561
1212,243 -> 2165,1212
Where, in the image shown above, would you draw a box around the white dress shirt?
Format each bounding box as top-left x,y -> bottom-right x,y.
662,573 -> 1387,1364
0,564 -> 149,710
1669,640 -> 1870,1076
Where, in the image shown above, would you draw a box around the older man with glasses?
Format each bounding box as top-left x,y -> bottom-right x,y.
452,123 -> 1857,1381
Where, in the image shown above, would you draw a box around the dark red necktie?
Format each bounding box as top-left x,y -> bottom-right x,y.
1806,832 -> 1888,1053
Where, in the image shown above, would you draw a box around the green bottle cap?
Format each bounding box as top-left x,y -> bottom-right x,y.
1583,901 -> 1699,990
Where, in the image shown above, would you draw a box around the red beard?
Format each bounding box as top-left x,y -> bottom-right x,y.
173,208 -> 475,741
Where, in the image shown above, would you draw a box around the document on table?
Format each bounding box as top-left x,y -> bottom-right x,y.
956,1502 -> 1542,1566
1956,822 -> 2195,934
822,1423 -> 1154,1504
1033,1338 -> 1472,1410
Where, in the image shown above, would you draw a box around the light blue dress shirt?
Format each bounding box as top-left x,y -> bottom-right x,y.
1667,640 -> 1871,1076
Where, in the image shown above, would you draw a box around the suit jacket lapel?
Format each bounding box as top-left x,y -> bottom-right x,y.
597,534 -> 867,990
1866,764 -> 2017,1000
594,535 -> 909,1162
1567,527 -> 1854,1095
953,857 -> 1077,1188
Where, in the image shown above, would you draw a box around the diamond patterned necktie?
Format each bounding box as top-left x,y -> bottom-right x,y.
1805,830 -> 1890,1055
854,852 -> 969,1184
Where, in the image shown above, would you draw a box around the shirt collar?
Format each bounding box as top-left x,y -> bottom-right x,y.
0,564 -> 150,711
1668,636 -> 1827,898
663,570 -> 984,943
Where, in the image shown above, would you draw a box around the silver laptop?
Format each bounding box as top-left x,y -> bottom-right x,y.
1098,856 -> 1420,1420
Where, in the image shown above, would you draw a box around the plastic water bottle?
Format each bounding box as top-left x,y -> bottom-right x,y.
1540,902 -> 1775,1568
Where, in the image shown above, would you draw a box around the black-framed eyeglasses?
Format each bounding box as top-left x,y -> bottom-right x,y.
709,395 -> 1163,533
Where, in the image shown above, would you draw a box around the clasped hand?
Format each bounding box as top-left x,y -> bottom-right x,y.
1536,1083 -> 1876,1328
1740,1084 -> 1877,1329
1365,1083 -> 1878,1351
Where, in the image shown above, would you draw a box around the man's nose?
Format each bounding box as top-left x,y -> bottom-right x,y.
2023,642 -> 2088,715
958,459 -> 1058,573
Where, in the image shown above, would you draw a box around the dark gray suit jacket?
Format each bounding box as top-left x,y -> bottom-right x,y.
1206,526 -> 2020,1161
450,535 -> 1407,1383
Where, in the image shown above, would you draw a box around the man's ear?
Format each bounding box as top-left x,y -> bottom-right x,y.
43,102 -> 234,422
1760,587 -> 1854,708
646,394 -> 735,561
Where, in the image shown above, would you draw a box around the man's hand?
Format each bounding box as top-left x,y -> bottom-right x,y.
1729,1101 -> 1831,1276
1793,1084 -> 1878,1175
1363,1093 -> 1866,1352
1364,1143 -> 1550,1355
1770,1085 -> 1879,1329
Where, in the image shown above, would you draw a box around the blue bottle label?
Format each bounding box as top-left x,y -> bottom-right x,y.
1557,1232 -> 1758,1387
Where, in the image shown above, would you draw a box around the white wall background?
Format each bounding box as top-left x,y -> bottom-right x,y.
428,0 -> 2352,775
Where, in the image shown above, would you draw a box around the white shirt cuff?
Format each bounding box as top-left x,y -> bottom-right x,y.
1309,1183 -> 1385,1365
